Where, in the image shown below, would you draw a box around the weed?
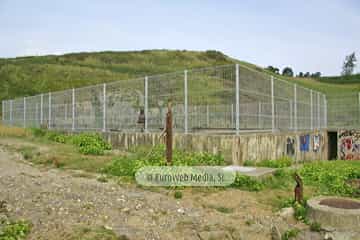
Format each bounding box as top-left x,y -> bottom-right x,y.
97,176 -> 108,183
281,228 -> 300,240
214,206 -> 234,214
309,222 -> 322,232
0,220 -> 31,240
174,191 -> 183,199
242,156 -> 292,168
19,146 -> 35,160
231,174 -> 264,191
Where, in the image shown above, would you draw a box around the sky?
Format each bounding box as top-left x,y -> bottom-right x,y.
0,0 -> 359,76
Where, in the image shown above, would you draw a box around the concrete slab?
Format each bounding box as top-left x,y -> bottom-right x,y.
222,165 -> 277,179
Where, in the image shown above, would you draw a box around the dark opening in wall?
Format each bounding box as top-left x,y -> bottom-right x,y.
328,131 -> 338,160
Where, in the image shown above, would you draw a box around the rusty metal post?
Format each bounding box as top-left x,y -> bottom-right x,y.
165,102 -> 173,165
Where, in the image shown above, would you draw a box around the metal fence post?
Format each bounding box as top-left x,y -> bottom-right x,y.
184,70 -> 188,133
310,89 -> 313,130
1,101 -> 4,123
358,92 -> 360,126
10,100 -> 12,125
102,83 -> 106,132
40,94 -> 43,125
48,92 -> 52,129
271,76 -> 275,132
144,76 -> 148,133
317,92 -> 320,129
72,88 -> 75,131
294,84 -> 297,131
23,97 -> 26,128
231,104 -> 234,126
235,64 -> 240,134
258,102 -> 261,129
323,94 -> 327,128
289,100 -> 293,130
206,105 -> 209,127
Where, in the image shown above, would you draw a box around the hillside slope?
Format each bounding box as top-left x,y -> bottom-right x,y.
0,49 -> 359,103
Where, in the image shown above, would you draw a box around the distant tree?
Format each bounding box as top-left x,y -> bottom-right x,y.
311,72 -> 321,78
304,72 -> 310,77
342,52 -> 357,76
282,67 -> 294,77
298,72 -> 304,77
265,66 -> 280,74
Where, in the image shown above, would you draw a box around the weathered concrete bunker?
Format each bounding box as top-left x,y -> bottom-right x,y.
103,130 -> 328,164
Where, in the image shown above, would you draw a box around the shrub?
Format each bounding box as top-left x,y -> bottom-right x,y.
29,128 -> 46,137
293,201 -> 308,222
231,174 -> 264,191
243,156 -> 292,168
257,156 -> 292,168
310,222 -> 321,232
70,133 -> 111,155
299,160 -> 360,197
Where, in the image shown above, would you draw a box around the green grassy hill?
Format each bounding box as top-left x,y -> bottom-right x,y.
1,49 -> 359,104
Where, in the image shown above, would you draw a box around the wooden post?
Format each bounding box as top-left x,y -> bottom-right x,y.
165,102 -> 173,166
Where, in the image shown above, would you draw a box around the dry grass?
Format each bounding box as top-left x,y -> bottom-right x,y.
0,124 -> 29,137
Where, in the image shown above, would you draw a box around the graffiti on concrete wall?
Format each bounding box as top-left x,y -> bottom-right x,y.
300,134 -> 310,152
313,134 -> 321,152
286,137 -> 295,156
339,130 -> 360,160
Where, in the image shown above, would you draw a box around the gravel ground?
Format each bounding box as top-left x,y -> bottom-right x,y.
0,142 -> 312,240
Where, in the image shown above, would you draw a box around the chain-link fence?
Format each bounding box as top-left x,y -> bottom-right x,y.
327,92 -> 360,129
1,64 -> 327,133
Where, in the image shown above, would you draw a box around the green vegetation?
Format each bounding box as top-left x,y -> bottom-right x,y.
0,220 -> 31,240
101,144 -> 225,177
244,156 -> 292,168
0,50 -> 233,102
1,49 -> 359,108
309,222 -> 322,232
299,160 -> 360,197
29,128 -> 112,155
174,191 -> 183,199
281,228 -> 300,240
318,73 -> 360,84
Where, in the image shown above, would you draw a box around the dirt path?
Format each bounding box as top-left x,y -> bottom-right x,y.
0,142 -> 306,240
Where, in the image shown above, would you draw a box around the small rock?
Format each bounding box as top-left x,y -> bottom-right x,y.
278,207 -> 294,219
324,232 -> 333,240
177,208 -> 185,214
135,203 -> 142,210
122,207 -> 131,213
104,225 -> 113,231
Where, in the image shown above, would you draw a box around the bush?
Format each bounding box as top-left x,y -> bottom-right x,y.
257,156 -> 292,168
242,156 -> 292,168
231,174 -> 264,191
70,133 -> 112,155
299,160 -> 360,197
29,128 -> 46,137
293,201 -> 309,223
36,130 -> 112,156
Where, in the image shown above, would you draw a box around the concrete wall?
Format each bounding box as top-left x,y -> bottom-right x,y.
103,130 -> 328,165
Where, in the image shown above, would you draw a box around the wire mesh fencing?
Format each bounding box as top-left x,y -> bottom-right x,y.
327,93 -> 360,129
1,64 -> 328,134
